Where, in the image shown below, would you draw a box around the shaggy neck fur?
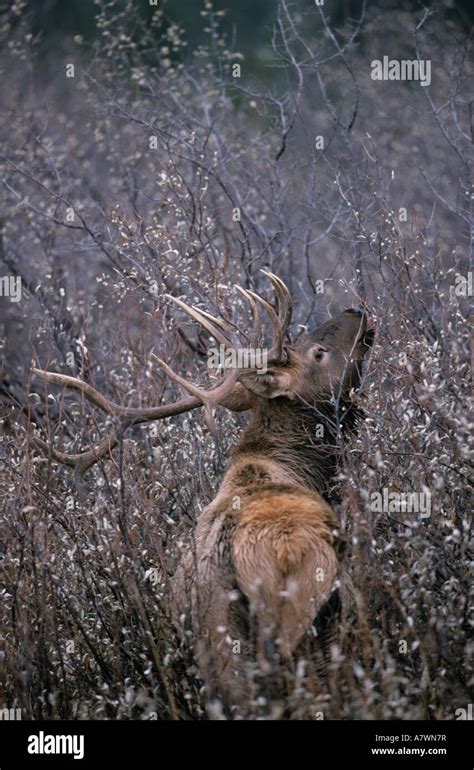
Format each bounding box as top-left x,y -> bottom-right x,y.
232,396 -> 360,499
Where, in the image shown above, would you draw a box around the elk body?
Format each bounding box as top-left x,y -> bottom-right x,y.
170,284 -> 374,705
32,273 -> 374,712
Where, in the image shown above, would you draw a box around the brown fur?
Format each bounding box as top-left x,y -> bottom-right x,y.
172,308 -> 374,707
233,489 -> 337,655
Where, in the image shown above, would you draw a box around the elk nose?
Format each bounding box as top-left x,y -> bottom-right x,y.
346,305 -> 364,315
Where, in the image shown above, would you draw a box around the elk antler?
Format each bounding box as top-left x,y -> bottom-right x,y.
154,270 -> 292,425
257,270 -> 292,362
31,370 -> 204,484
31,272 -> 293,482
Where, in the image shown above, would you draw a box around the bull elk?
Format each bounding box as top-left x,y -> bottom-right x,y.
32,272 -> 374,711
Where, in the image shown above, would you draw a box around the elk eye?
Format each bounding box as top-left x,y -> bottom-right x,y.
314,347 -> 327,361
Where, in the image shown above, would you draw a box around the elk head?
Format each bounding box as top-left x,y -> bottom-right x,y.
238,306 -> 375,406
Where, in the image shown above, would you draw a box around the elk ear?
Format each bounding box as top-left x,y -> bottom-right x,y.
239,368 -> 296,400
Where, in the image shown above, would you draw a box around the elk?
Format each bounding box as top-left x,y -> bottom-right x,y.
32,272 -> 374,710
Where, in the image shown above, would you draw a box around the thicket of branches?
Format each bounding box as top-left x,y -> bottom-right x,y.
0,0 -> 472,719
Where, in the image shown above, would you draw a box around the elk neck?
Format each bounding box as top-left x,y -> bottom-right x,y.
231,396 -> 360,498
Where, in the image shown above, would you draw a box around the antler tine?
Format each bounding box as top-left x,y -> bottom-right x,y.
261,269 -> 293,335
153,356 -> 241,436
31,369 -> 118,415
189,306 -> 228,332
164,294 -> 232,348
32,432 -> 119,478
241,288 -> 279,325
233,285 -> 263,348
242,286 -> 286,364
257,270 -> 293,363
